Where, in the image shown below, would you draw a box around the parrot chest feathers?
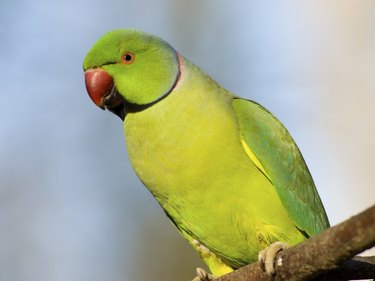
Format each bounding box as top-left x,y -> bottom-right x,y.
124,59 -> 306,269
124,59 -> 242,199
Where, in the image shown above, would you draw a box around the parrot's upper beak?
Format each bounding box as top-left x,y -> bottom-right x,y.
84,68 -> 113,109
84,69 -> 126,120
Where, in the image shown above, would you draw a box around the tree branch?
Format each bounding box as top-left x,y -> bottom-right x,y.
216,205 -> 375,281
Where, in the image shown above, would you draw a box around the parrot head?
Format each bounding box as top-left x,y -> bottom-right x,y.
83,29 -> 180,119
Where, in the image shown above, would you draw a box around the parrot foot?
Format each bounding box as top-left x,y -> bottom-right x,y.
258,241 -> 288,275
192,267 -> 215,281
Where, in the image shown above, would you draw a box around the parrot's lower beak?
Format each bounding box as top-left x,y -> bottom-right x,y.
103,85 -> 127,120
85,69 -> 126,120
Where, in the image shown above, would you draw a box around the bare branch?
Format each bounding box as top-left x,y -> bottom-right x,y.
216,205 -> 375,281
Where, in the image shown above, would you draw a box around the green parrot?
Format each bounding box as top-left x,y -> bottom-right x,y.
83,29 -> 329,277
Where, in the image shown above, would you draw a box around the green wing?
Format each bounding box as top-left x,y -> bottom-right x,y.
232,98 -> 329,236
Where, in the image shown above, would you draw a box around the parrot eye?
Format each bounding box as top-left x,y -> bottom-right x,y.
121,52 -> 135,64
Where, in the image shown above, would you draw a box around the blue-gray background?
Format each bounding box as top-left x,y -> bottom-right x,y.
1,1 -> 374,280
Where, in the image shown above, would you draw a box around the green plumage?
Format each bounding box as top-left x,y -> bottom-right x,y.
83,29 -> 329,276
233,100 -> 329,235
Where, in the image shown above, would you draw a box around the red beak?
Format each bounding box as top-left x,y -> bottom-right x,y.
84,69 -> 113,108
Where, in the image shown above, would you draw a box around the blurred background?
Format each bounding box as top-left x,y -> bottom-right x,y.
1,1 -> 374,280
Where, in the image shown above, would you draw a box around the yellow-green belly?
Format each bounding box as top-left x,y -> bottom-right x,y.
124,61 -> 305,273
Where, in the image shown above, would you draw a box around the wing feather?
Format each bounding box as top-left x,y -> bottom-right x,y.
232,98 -> 329,236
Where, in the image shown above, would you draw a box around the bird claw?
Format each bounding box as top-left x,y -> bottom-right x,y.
258,241 -> 288,275
192,267 -> 215,281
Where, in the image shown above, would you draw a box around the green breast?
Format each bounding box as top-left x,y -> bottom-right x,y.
124,59 -> 305,267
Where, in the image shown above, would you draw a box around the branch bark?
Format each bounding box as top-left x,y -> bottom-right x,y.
216,205 -> 375,281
